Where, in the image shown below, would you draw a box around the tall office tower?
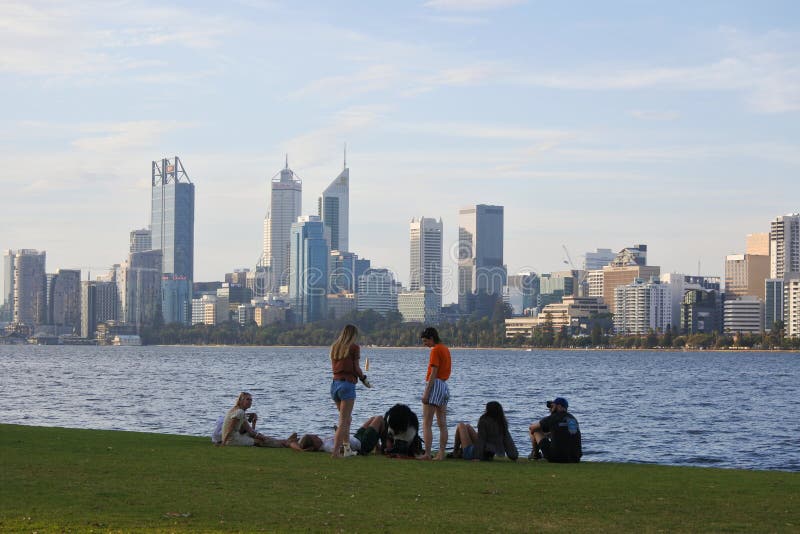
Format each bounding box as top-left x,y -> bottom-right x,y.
50,269 -> 81,332
122,249 -> 162,328
130,228 -> 152,253
150,157 -> 194,324
584,248 -> 616,270
318,155 -> 349,253
458,205 -> 506,317
2,250 -> 14,320
12,249 -> 47,326
409,216 -> 443,314
289,216 -> 329,324
357,268 -> 399,316
613,278 -> 671,334
264,158 -> 302,293
505,271 -> 538,316
725,254 -> 769,300
681,289 -> 722,335
746,233 -> 769,256
764,278 -> 785,331
80,280 -> 117,339
329,251 -> 370,294
769,213 -> 800,279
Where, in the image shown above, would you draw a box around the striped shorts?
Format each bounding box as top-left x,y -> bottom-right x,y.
425,378 -> 450,407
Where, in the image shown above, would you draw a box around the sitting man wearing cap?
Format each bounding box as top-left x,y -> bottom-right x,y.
528,396 -> 582,463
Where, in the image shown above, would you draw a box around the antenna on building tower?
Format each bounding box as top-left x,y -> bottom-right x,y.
343,142 -> 347,170
285,154 -> 289,169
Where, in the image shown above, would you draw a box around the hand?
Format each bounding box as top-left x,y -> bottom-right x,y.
361,375 -> 372,388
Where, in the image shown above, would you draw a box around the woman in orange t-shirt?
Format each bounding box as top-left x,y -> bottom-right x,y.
420,326 -> 451,460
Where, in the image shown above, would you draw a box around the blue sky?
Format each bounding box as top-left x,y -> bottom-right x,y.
2,0 -> 800,303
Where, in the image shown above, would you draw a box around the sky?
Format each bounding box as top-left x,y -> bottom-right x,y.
2,0 -> 800,304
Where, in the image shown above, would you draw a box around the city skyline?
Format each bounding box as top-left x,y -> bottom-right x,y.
2,2 -> 800,304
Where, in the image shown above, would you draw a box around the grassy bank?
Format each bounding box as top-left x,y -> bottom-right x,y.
1,425 -> 798,532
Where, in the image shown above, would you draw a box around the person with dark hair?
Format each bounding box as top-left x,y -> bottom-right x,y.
420,326 -> 451,460
528,397 -> 582,462
452,401 -> 518,461
329,324 -> 372,458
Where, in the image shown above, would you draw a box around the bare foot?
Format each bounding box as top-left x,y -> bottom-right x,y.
420,454 -> 432,461
433,452 -> 446,461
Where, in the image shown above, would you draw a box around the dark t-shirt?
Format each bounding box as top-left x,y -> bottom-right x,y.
539,410 -> 582,463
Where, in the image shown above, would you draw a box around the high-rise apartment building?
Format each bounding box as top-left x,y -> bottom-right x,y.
764,278 -> 785,331
2,250 -> 14,316
12,249 -> 47,326
318,159 -> 349,253
601,246 -> 659,314
357,268 -> 399,316
151,157 -> 194,324
770,213 -> 800,279
409,216 -> 443,317
50,269 -> 81,332
121,249 -> 162,328
458,204 -> 506,316
613,278 -> 671,334
264,159 -> 302,293
81,280 -> 117,338
786,277 -> 800,337
289,216 -> 329,324
129,228 -> 152,253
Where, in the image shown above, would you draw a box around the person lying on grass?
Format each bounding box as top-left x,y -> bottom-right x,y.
221,391 -> 297,448
290,415 -> 386,455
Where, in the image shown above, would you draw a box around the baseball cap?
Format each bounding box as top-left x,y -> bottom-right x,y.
553,397 -> 569,409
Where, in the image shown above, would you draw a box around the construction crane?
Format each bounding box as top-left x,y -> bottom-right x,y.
561,245 -> 587,297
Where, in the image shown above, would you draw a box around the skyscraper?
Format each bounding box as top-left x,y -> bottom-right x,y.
410,216 -> 443,315
150,157 -> 194,324
458,205 -> 506,316
289,216 -> 329,324
50,269 -> 81,332
318,154 -> 349,253
129,228 -> 152,253
81,280 -> 117,339
769,213 -> 800,279
12,249 -> 47,326
264,158 -> 302,293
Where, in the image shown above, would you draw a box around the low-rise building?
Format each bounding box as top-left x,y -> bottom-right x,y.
723,296 -> 764,334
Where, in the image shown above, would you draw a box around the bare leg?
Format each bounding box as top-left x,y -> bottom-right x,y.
434,405 -> 448,460
422,403 -> 435,460
333,398 -> 355,458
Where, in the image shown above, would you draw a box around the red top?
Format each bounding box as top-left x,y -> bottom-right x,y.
332,344 -> 364,384
426,343 -> 451,382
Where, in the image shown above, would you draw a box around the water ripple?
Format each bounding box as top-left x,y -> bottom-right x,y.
0,345 -> 798,471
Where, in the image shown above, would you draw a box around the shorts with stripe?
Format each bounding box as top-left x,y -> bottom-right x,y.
425,378 -> 449,407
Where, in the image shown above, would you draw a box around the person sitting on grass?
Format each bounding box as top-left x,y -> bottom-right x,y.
528,397 -> 582,462
451,401 -> 518,461
221,391 -> 297,448
290,416 -> 385,455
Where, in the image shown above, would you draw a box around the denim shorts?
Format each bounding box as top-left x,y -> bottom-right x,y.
463,444 -> 477,460
331,379 -> 356,402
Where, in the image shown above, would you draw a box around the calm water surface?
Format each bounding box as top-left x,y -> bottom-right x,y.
0,345 -> 797,472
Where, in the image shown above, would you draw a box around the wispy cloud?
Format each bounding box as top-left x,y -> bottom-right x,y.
629,110 -> 680,121
423,0 -> 526,11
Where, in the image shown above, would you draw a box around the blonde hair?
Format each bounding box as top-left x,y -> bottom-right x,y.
235,391 -> 252,409
330,324 -> 358,361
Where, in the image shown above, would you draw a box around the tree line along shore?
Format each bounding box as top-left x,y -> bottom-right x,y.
139,309 -> 800,350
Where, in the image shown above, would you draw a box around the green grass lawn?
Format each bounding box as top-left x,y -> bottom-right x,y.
1,424 -> 798,532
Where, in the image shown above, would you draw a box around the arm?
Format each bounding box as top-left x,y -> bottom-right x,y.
422,365 -> 438,403
352,345 -> 365,380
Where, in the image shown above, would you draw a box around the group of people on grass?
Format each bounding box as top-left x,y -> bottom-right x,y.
213,325 -> 582,463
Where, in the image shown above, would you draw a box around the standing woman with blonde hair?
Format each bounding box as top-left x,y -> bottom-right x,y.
330,324 -> 371,458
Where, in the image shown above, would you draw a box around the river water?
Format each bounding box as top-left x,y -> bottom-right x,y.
0,345 -> 797,471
